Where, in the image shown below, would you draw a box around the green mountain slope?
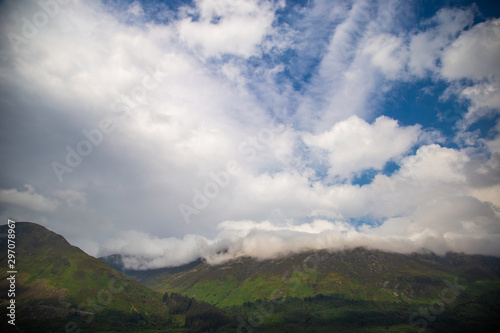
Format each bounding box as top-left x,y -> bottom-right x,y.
11,220 -> 496,333
0,222 -> 171,332
103,248 -> 500,308
103,249 -> 500,332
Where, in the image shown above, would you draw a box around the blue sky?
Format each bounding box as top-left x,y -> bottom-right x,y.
1,0 -> 500,268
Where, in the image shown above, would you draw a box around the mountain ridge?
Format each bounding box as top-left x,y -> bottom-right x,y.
100,247 -> 500,307
0,222 -> 170,332
2,221 -> 499,332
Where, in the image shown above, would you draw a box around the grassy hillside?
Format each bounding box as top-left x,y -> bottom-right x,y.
105,249 -> 500,332
106,248 -> 500,307
9,221 -> 496,332
103,248 -> 500,332
0,222 -> 172,332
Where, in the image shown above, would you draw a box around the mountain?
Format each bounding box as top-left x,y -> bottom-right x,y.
0,222 -> 172,332
102,248 -> 500,307
2,221 -> 498,332
102,248 -> 500,332
0,222 -> 238,332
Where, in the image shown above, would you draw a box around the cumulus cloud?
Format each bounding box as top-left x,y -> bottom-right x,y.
101,230 -> 209,269
0,185 -> 59,213
352,144 -> 473,219
396,144 -> 469,185
177,0 -> 281,58
303,116 -> 421,180
440,18 -> 500,126
441,18 -> 500,81
408,7 -> 474,77
1,0 -> 500,268
102,211 -> 500,269
361,34 -> 408,79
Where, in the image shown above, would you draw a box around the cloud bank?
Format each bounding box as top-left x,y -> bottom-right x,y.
0,0 -> 499,266
101,215 -> 500,270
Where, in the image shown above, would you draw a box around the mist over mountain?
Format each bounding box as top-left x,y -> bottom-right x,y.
101,247 -> 500,307
98,219 -> 500,270
0,222 -> 170,332
2,0 -> 500,331
1,0 -> 500,270
0,222 -> 239,332
100,243 -> 500,332
1,221 -> 499,332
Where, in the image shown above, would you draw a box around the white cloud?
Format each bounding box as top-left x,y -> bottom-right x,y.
177,0 -> 280,58
99,220 -> 358,269
408,7 -> 474,77
303,116 -> 421,180
101,230 -> 208,269
353,144 -> 472,219
439,18 -> 500,126
0,185 -> 59,213
298,0 -> 379,129
396,144 -> 469,185
441,18 -> 500,81
462,82 -> 500,113
127,1 -> 144,17
361,34 -> 408,79
1,0 -> 500,267
102,209 -> 500,269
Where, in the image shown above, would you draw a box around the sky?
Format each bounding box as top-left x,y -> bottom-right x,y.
1,0 -> 500,269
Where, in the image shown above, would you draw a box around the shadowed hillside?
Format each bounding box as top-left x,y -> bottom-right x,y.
102,248 -> 500,332
102,248 -> 500,307
1,221 -> 499,332
0,222 -> 176,332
